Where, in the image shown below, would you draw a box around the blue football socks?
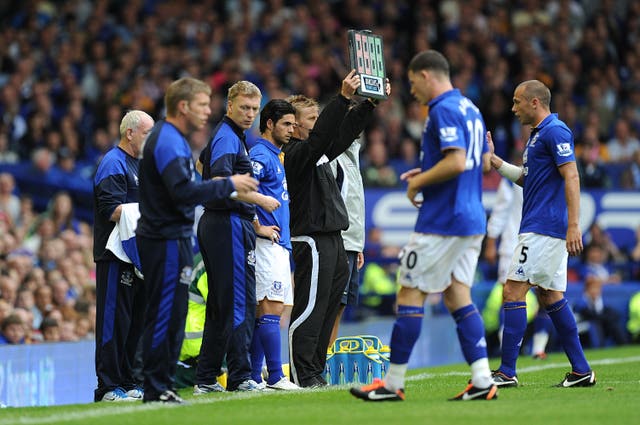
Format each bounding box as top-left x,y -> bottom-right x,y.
452,304 -> 488,364
389,305 -> 424,365
546,298 -> 590,374
500,301 -> 527,377
256,314 -> 285,385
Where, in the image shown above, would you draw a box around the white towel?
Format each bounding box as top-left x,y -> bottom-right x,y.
106,203 -> 143,279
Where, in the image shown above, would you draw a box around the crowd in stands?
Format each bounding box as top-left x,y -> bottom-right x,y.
0,182 -> 95,345
2,0 -> 640,347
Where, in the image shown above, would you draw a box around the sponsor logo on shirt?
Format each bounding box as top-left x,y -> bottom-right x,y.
556,143 -> 573,157
439,126 -> 459,143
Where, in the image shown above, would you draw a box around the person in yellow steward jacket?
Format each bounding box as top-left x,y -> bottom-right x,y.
627,291 -> 640,343
180,252 -> 208,362
175,253 -> 228,388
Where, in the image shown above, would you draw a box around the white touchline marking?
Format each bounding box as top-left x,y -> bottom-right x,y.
407,355 -> 640,382
2,391 -> 278,425
5,356 -> 640,425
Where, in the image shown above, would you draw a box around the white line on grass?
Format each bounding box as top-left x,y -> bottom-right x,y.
6,355 -> 640,425
407,355 -> 640,382
2,386 -> 327,425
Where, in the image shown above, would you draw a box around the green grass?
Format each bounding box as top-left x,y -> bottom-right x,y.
2,346 -> 638,425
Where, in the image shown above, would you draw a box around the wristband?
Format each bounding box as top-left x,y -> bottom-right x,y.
497,161 -> 523,182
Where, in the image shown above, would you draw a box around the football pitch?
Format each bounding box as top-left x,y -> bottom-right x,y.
2,346 -> 637,425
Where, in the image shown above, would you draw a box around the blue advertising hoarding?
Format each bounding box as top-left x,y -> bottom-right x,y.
0,341 -> 94,407
364,189 -> 640,252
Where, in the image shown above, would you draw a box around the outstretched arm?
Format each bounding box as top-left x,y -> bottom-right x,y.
326,79 -> 390,161
487,131 -> 524,186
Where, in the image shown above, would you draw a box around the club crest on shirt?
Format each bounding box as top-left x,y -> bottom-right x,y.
252,161 -> 263,176
272,281 -> 282,292
180,266 -> 193,285
556,142 -> 573,157
120,270 -> 133,286
439,126 -> 459,143
247,249 -> 256,267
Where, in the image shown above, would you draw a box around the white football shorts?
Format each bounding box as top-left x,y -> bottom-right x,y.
397,233 -> 483,293
497,253 -> 511,284
506,232 -> 568,291
255,237 -> 293,305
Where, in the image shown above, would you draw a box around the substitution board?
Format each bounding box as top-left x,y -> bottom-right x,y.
348,29 -> 387,100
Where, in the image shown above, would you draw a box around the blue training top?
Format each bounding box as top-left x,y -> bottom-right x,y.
137,120 -> 234,239
520,113 -> 575,239
200,116 -> 256,219
250,138 -> 291,251
415,89 -> 488,236
93,146 -> 139,261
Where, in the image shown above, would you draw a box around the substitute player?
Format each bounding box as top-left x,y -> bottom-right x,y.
248,99 -> 299,391
351,50 -> 496,402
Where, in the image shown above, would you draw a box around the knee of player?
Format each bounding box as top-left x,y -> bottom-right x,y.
502,280 -> 530,303
535,288 -> 563,308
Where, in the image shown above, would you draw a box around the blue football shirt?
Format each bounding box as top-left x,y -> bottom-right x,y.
520,113 -> 575,239
415,89 -> 488,236
250,138 -> 291,251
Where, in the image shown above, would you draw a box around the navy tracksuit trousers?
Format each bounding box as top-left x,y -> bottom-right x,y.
94,259 -> 145,401
195,210 -> 256,390
138,236 -> 192,401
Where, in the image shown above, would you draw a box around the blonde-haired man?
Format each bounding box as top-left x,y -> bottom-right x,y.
284,71 -> 387,388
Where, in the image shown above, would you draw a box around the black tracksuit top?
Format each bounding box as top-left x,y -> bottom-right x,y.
283,95 -> 375,236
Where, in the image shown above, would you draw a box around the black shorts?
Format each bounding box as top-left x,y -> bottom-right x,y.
341,251 -> 361,306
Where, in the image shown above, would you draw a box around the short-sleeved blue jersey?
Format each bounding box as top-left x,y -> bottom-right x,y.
415,89 -> 488,236
250,138 -> 291,251
520,113 -> 575,239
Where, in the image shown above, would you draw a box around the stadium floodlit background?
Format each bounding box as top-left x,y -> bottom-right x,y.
1,0 -> 640,408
